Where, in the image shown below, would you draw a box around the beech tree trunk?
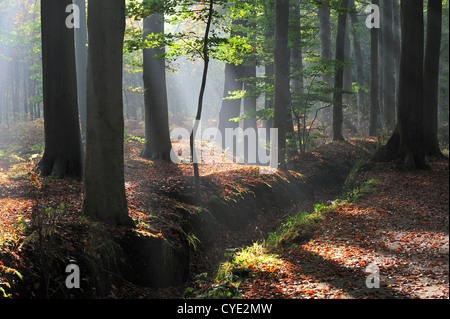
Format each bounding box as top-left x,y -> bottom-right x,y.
369,0 -> 380,136
141,13 -> 172,161
423,0 -> 444,158
74,0 -> 87,137
273,0 -> 290,169
349,0 -> 366,127
318,5 -> 333,125
82,0 -> 133,226
332,0 -> 349,142
380,0 -> 395,130
39,0 -> 82,178
372,0 -> 427,170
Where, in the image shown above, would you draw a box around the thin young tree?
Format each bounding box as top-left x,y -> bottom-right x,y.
82,0 -> 134,225
191,0 -> 214,202
38,0 -> 82,178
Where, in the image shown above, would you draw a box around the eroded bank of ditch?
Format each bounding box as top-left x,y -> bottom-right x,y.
117,139 -> 378,296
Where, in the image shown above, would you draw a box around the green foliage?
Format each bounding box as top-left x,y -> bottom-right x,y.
342,178 -> 379,203
267,210 -> 324,249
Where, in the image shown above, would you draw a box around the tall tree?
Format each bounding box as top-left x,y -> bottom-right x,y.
38,0 -> 82,178
373,0 -> 427,169
332,0 -> 349,141
380,0 -> 395,130
423,0 -> 444,158
74,0 -> 88,137
318,4 -> 333,124
82,0 -> 133,225
217,19 -> 245,151
369,0 -> 380,136
141,12 -> 172,161
273,0 -> 290,169
191,0 -> 214,202
349,0 -> 366,127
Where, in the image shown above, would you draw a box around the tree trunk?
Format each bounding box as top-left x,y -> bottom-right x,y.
191,0 -> 214,203
243,64 -> 257,163
318,5 -> 333,125
273,0 -> 290,169
369,0 -> 380,136
38,0 -> 82,178
380,0 -> 395,130
423,0 -> 444,158
392,0 -> 401,104
349,0 -> 366,128
332,0 -> 349,141
373,0 -> 427,170
343,17 -> 352,104
289,1 -> 302,155
141,13 -> 172,161
74,0 -> 88,137
82,0 -> 133,226
217,19 -> 245,152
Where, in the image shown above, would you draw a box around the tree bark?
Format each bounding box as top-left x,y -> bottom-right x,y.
369,0 -> 380,136
423,0 -> 444,158
380,0 -> 395,130
191,0 -> 214,203
39,0 -> 82,178
273,0 -> 290,169
141,13 -> 172,161
332,0 -> 349,141
216,19 -> 245,152
74,0 -> 88,137
349,0 -> 366,127
318,5 -> 333,125
82,0 -> 133,226
373,0 -> 427,170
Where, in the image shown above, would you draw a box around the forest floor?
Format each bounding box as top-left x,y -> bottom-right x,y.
0,119 -> 448,299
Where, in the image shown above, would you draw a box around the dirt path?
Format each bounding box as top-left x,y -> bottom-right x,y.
236,161 -> 449,299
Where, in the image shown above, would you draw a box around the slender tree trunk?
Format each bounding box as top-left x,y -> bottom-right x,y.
141,13 -> 172,161
343,17 -> 352,105
217,20 -> 245,153
380,0 -> 395,130
349,0 -> 366,128
332,0 -> 349,141
423,0 -> 444,158
369,0 -> 380,136
190,0 -> 214,203
263,1 -> 275,142
290,1 -> 302,155
38,0 -> 82,178
392,0 -> 401,105
82,0 -> 133,226
74,0 -> 88,137
273,0 -> 290,169
318,5 -> 333,125
243,64 -> 257,163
